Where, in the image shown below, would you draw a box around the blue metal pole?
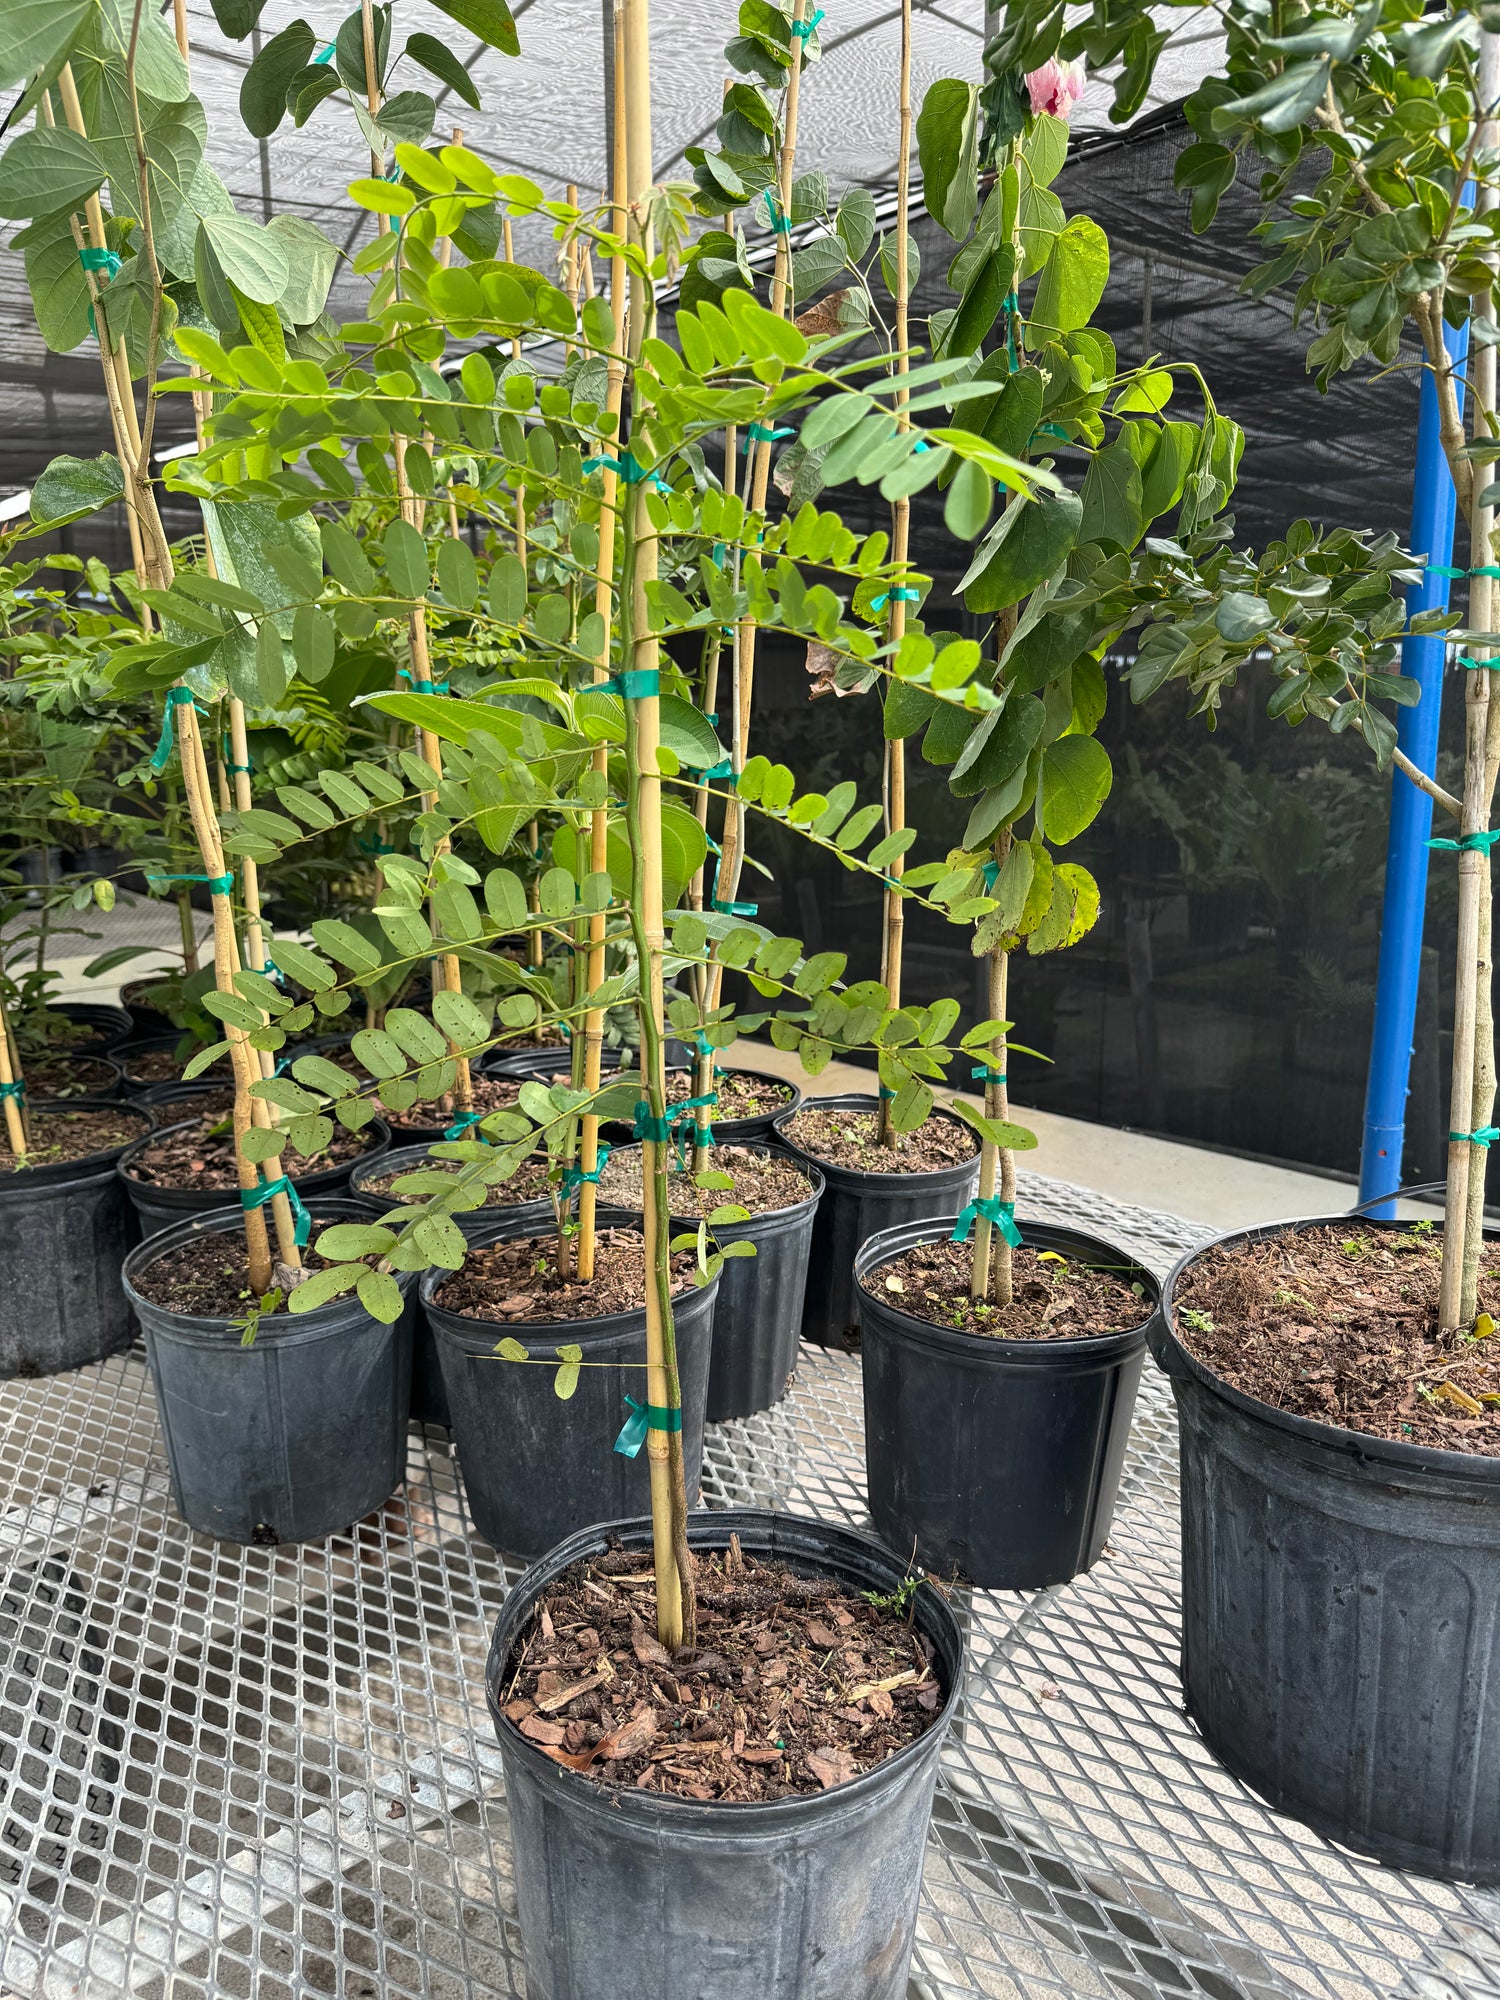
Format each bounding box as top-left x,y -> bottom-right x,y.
1358,317 -> 1470,1215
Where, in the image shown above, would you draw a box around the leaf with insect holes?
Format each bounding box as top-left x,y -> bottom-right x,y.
494,1336 -> 528,1360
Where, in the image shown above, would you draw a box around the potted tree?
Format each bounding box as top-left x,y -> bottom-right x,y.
985,0 -> 1500,1879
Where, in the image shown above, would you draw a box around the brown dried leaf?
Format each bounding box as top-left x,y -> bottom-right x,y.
805,1745 -> 859,1790
630,1615 -> 672,1668
866,1687 -> 895,1721
805,640 -> 842,700
534,1669 -> 609,1716
794,288 -> 852,337
598,1707 -> 658,1762
806,1621 -> 841,1649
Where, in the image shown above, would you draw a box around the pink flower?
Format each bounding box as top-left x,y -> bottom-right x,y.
1024,57 -> 1086,121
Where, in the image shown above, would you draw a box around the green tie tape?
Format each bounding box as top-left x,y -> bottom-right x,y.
1451,1127 -> 1500,1146
1428,565 -> 1500,579
1428,830 -> 1500,854
151,686 -> 198,772
952,1196 -> 1022,1247
240,1173 -> 312,1247
0,1080 -> 24,1102
613,1394 -> 683,1458
582,452 -> 671,493
444,1110 -> 487,1141
870,587 -> 921,613
399,668 -> 450,692
602,669 -> 661,699
561,1144 -> 611,1193
148,869 -> 233,895
743,423 -> 794,449
971,1066 -> 1006,1085
790,7 -> 825,35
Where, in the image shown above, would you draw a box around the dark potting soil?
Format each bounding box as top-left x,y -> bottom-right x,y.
665,1068 -> 792,1121
599,1144 -> 812,1218
125,1115 -> 375,1191
867,1236 -> 1154,1340
122,1045 -> 229,1086
501,1539 -> 943,1801
782,1106 -> 976,1174
0,1107 -> 143,1176
364,1154 -> 555,1205
24,1054 -> 118,1099
431,1227 -> 699,1323
128,1225 -> 350,1318
149,1088 -> 235,1129
1174,1222 -> 1500,1455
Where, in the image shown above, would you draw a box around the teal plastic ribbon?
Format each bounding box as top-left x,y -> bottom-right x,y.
1428,830 -> 1500,854
148,869 -> 233,895
632,1101 -> 673,1144
694,1031 -> 717,1064
971,1066 -> 1006,1086
444,1110 -> 487,1140
703,757 -> 737,785
80,246 -> 122,335
762,191 -> 793,234
1457,656 -> 1497,671
1451,1127 -> 1500,1147
240,1173 -> 312,1247
743,423 -> 794,449
870,587 -> 921,614
561,1144 -> 611,1192
613,1393 -> 684,1458
1429,565 -> 1500,579
0,1080 -> 24,1102
582,452 -> 671,493
1033,422 -> 1070,444
713,897 -> 758,915
399,668 -> 450,693
313,39 -> 336,61
982,859 -> 1000,890
1003,290 -> 1022,373
878,1085 -> 897,1100
790,7 -> 824,35
602,668 -> 660,699
952,1196 -> 1022,1247
151,686 -> 198,772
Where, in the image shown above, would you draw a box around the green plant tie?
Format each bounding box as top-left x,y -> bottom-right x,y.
762,191 -> 793,234
79,247 -> 122,336
262,957 -> 281,982
240,1173 -> 311,1246
602,668 -> 660,699
790,7 -> 824,35
1034,422 -> 1070,443
713,896 -> 758,914
613,1393 -> 683,1458
1429,565 -> 1500,579
694,1031 -> 717,1064
971,1066 -> 1006,1085
444,1109 -> 488,1141
952,1196 -> 1022,1247
981,858 -> 1000,889
313,39 -> 335,61
1002,291 -> 1022,373
743,423 -> 794,449
561,1144 -> 611,1191
1457,656 -> 1497,671
398,668 -> 449,692
1451,1127 -> 1500,1147
0,1080 -> 24,1102
631,1101 -> 673,1144
148,869 -> 233,896
870,587 -> 921,614
582,452 -> 671,493
1428,830 -> 1500,854
150,687 -> 199,772
879,1085 -> 897,1100
703,757 -> 737,785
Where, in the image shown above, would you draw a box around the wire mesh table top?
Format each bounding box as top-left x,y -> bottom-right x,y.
1,1172 -> 1497,2000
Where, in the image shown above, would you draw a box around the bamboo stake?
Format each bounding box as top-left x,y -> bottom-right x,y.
0,989 -> 29,1161
359,0 -> 384,181
876,0 -> 914,1147
576,13 -> 631,1286
970,836 -> 1013,1305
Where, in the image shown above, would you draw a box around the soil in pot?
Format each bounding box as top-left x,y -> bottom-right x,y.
432,1226 -> 696,1321
125,1112 -> 376,1192
664,1067 -> 793,1123
144,1086 -> 234,1128
781,1104 -> 976,1173
22,1053 -> 121,1100
499,1539 -> 944,1800
1173,1220 -> 1500,1454
874,1236 -> 1155,1341
597,1143 -> 810,1216
129,1224 -> 361,1317
1,1106 -> 145,1174
121,1041 -> 229,1088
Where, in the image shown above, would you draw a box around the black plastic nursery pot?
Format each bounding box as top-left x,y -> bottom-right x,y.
421,1207 -> 716,1559
604,1142 -> 824,1422
487,1506 -> 965,2000
116,1115 -> 392,1240
21,1051 -> 124,1101
1157,1214 -> 1500,1885
118,978 -> 176,1040
857,1216 -> 1158,1590
122,1199 -> 413,1544
0,1101 -> 152,1378
116,1034 -> 228,1095
24,1001 -> 133,1055
138,1079 -> 234,1121
483,1037 -> 690,1081
773,1094 -> 981,1347
350,1143 -> 555,1429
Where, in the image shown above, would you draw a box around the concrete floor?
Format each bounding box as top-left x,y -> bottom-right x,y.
29,893 -> 1382,1234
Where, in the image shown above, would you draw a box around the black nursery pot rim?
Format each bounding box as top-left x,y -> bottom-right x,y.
0,1099 -> 152,1187
856,1212 -> 1159,1364
118,1114 -> 391,1190
599,1139 -> 826,1223
487,1506 -> 964,1826
418,1209 -> 711,1342
1160,1211 -> 1500,1488
120,1197 -> 405,1340
771,1092 -> 979,1184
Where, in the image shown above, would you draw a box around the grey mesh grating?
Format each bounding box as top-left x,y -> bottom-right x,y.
0,1172 -> 1495,1999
